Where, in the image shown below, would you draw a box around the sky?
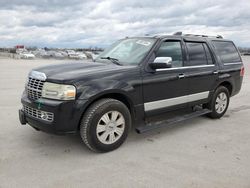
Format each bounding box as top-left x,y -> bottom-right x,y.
0,0 -> 250,48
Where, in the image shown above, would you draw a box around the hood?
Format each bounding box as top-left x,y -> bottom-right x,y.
33,61 -> 136,83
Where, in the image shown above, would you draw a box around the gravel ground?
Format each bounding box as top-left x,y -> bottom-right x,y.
0,57 -> 250,188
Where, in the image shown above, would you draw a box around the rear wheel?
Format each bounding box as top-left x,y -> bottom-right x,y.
206,86 -> 230,119
80,98 -> 131,152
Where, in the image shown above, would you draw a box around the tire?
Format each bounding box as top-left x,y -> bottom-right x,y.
80,98 -> 131,152
206,86 -> 230,119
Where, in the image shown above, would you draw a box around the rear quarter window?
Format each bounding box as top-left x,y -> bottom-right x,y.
212,41 -> 241,63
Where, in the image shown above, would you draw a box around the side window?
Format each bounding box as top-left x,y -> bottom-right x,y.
212,41 -> 241,63
186,42 -> 207,66
156,41 -> 183,67
203,43 -> 213,64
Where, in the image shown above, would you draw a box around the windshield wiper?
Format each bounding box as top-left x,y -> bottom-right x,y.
100,56 -> 122,66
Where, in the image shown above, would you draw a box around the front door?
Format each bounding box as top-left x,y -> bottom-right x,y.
142,40 -> 189,116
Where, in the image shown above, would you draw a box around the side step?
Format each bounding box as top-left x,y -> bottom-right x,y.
136,108 -> 211,134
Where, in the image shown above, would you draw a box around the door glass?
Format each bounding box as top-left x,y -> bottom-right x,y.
186,42 -> 207,66
156,41 -> 183,67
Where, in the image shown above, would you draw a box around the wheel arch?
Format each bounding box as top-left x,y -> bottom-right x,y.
77,91 -> 135,130
217,81 -> 233,96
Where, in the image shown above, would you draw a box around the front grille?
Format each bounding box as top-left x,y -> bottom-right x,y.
23,105 -> 54,122
27,77 -> 45,100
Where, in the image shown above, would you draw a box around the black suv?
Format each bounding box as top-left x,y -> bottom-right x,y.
19,32 -> 244,152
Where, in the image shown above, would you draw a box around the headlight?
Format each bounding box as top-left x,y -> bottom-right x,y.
42,82 -> 76,100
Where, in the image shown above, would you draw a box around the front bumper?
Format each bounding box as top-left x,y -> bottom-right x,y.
19,92 -> 88,135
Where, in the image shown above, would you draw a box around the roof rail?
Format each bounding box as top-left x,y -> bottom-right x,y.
173,31 -> 182,35
184,33 -> 223,39
173,32 -> 223,39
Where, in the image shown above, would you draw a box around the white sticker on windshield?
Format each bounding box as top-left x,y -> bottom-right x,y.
136,40 -> 151,46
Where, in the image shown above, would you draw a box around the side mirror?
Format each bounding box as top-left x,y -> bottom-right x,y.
150,57 -> 172,69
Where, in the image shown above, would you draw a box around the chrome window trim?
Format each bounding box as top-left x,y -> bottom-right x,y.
223,62 -> 242,66
144,91 -> 209,111
156,64 -> 215,71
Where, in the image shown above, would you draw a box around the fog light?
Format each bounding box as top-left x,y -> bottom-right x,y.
41,112 -> 48,120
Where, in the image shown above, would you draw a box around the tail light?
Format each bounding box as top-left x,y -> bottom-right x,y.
240,66 -> 245,77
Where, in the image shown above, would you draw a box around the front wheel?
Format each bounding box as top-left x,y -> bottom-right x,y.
80,98 -> 131,152
206,86 -> 230,119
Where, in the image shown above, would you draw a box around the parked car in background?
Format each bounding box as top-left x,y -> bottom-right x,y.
66,50 -> 78,59
47,51 -> 65,59
76,52 -> 87,60
58,51 -> 68,58
33,49 -> 50,58
16,48 -> 35,59
85,51 -> 100,60
19,52 -> 35,59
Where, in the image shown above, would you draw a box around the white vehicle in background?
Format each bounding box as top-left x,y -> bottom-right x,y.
66,50 -> 79,59
66,50 -> 88,60
33,49 -> 50,58
91,53 -> 99,60
33,49 -> 67,59
53,52 -> 66,59
47,51 -> 65,59
85,51 -> 100,60
16,48 -> 35,59
16,48 -> 28,55
58,51 -> 68,58
19,52 -> 35,59
76,52 -> 87,60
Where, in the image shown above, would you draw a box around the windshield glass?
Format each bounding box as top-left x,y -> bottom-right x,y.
96,38 -> 156,65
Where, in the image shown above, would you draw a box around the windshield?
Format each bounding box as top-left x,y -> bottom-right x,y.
96,38 -> 156,65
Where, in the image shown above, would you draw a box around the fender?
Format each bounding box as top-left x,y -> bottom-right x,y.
214,77 -> 234,95
77,79 -> 135,101
213,65 -> 242,95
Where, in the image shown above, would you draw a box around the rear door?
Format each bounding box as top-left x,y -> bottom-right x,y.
183,41 -> 219,106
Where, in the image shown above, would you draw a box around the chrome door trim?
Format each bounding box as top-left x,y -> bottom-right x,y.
144,91 -> 209,111
223,62 -> 242,66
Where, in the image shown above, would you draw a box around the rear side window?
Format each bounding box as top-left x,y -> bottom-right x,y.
186,42 -> 212,66
212,41 -> 241,63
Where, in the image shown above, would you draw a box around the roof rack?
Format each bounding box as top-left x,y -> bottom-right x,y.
173,31 -> 223,39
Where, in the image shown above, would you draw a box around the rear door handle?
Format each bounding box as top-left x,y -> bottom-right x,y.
178,73 -> 185,79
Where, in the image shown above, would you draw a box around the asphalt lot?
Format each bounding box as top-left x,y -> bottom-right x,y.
0,57 -> 250,188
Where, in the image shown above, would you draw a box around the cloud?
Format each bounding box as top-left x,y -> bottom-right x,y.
0,0 -> 249,47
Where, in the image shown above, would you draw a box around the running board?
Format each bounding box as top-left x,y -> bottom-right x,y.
136,108 -> 211,134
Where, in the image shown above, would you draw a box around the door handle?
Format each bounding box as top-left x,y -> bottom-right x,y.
178,73 -> 185,79
213,71 -> 219,74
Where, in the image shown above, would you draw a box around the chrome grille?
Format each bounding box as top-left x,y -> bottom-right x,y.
27,77 -> 45,100
23,105 -> 54,122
